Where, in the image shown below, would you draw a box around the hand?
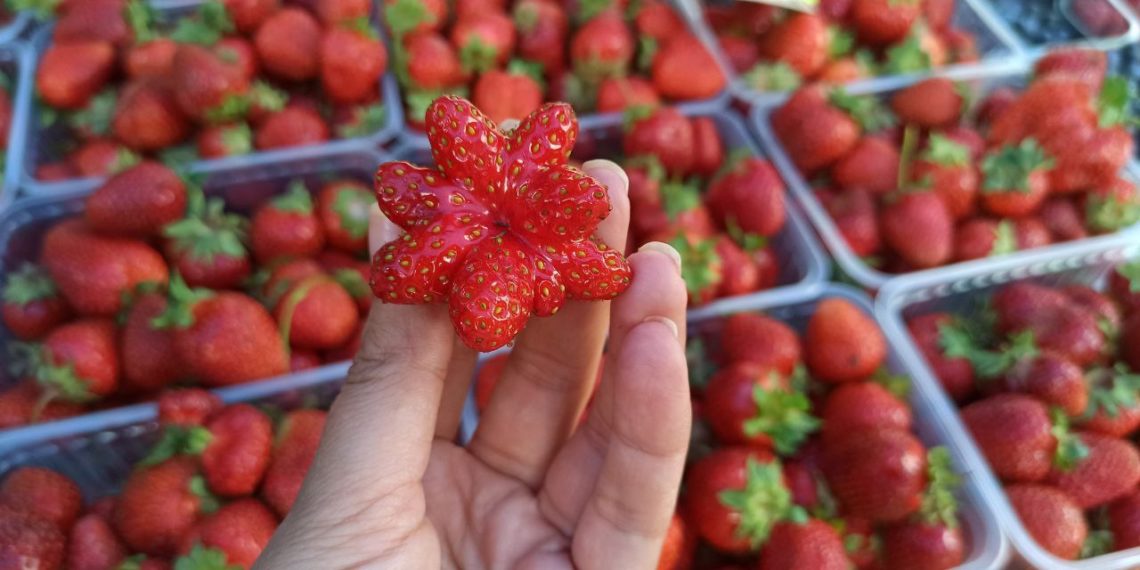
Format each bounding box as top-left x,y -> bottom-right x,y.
255,160 -> 691,569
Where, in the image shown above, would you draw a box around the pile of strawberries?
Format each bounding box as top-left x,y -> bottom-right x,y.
32,0 -> 388,184
706,0 -> 979,91
0,160 -> 373,428
0,389 -> 328,569
908,265 -> 1140,560
382,0 -> 726,125
772,48 -> 1139,276
613,108 -> 787,306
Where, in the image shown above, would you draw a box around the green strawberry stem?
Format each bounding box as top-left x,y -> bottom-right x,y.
169,0 -> 235,46
1051,406 -> 1090,471
1082,364 -> 1140,420
2,263 -> 57,305
274,181 -> 316,214
1118,261 -> 1140,293
717,457 -> 796,548
188,476 -> 221,514
922,134 -> 970,167
1098,76 -> 1135,129
919,447 -> 961,528
332,269 -> 368,299
742,62 -> 801,92
276,276 -> 325,358
981,138 -> 1054,193
124,0 -> 158,43
871,367 -> 910,399
896,125 -> 920,191
141,425 -> 214,466
742,382 -> 819,455
882,27 -> 932,76
1086,190 -> 1140,233
989,220 -> 1018,257
828,88 -> 896,133
938,320 -> 1038,380
173,545 -> 243,570
151,274 -> 215,330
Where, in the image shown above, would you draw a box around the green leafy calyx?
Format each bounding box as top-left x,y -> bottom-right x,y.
981,139 -> 1054,193
717,457 -> 796,548
2,264 -> 57,305
742,382 -> 820,455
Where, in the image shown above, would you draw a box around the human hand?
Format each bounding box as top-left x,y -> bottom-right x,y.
255,160 -> 691,569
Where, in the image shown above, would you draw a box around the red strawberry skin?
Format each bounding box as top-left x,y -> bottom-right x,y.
961,394 -> 1054,482
772,86 -> 860,174
703,362 -> 787,448
251,189 -> 327,264
320,26 -> 387,105
0,467 -> 82,531
804,298 -> 886,384
171,44 -> 251,122
706,158 -> 786,237
157,389 -> 223,427
1001,352 -> 1087,416
41,319 -> 121,400
254,106 -> 331,150
623,106 -> 695,176
1,266 -> 71,341
67,513 -> 128,570
1109,490 -> 1140,550
1046,432 -> 1140,509
849,0 -> 919,46
179,499 -> 278,567
36,41 -> 116,110
880,192 -> 954,270
472,70 -> 543,125
255,8 -> 322,81
832,137 -> 901,195
262,409 -> 327,517
174,293 -> 289,387
890,78 -> 963,129
275,276 -> 360,350
1006,484 -> 1087,560
651,33 -> 726,101
111,81 -> 191,152
822,428 -> 926,523
570,11 -> 632,82
202,404 -> 274,497
0,506 -> 66,570
720,313 -> 801,375
85,162 -> 187,238
758,519 -> 848,570
821,382 -> 912,438
316,180 -> 373,254
879,521 -> 965,570
114,456 -> 205,556
906,313 -> 975,402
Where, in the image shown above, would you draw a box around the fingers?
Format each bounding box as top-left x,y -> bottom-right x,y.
537,244 -> 687,534
434,338 -> 477,440
468,160 -> 631,487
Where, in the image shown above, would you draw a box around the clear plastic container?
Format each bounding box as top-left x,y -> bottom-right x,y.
751,63 -> 1140,291
0,9 -> 31,46
0,148 -> 385,450
394,107 -> 831,319
18,0 -> 404,197
984,0 -> 1140,55
460,283 -> 1011,570
877,231 -> 1140,569
0,42 -> 33,214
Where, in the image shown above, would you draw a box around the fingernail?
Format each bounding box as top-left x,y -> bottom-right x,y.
638,241 -> 682,274
642,316 -> 680,340
582,159 -> 629,192
499,118 -> 520,132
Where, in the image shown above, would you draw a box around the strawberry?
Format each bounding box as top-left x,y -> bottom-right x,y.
657,512 -> 695,570
36,41 -> 116,110
715,237 -> 760,297
991,281 -> 1071,332
1109,490 -> 1140,550
960,394 -> 1079,482
1034,48 -> 1107,93
121,291 -> 185,393
158,389 -> 223,427
953,218 -> 1008,261
671,235 -> 723,306
623,106 -> 694,175
771,86 -> 860,174
472,68 -> 543,124
911,134 -> 978,219
222,0 -> 279,33
514,0 -> 566,75
37,162 -> 77,183
816,187 -> 880,257
881,191 -> 954,270
0,381 -> 82,428
126,39 -> 178,80
164,194 -> 252,290
570,11 -> 632,82
689,117 -> 724,177
980,139 -> 1053,217
316,180 -> 372,254
0,467 -> 82,531
111,81 -> 192,152
452,12 -> 517,73
53,0 -> 128,46
402,32 -> 465,90
262,409 -> 327,516
1064,285 -> 1122,332
720,313 -> 800,375
202,404 -> 273,497
804,298 -> 886,384
849,0 -> 920,47
373,98 -> 631,349
832,136 -> 901,195
85,162 -> 188,238
69,139 -> 138,179
1003,352 -> 1087,416
718,34 -> 759,73
651,32 -> 726,101
68,513 -> 128,570
17,319 -> 120,404
921,0 -> 954,29
1005,484 -> 1087,560
816,56 -> 871,83
1085,174 -> 1140,234
822,428 -> 926,522
684,448 -> 795,553
320,23 -> 387,105
704,362 -> 817,453
1046,432 -> 1140,509
757,519 -> 847,570
317,252 -> 372,315
757,13 -> 830,78
261,259 -> 325,306
821,381 -> 912,438
706,156 -> 786,237
316,0 -> 371,24
171,44 -> 251,122
878,447 -> 965,570
254,105 -> 331,150
217,37 -> 259,83
1052,125 -> 1133,197
179,500 -> 277,567
890,78 -> 963,129
250,181 -> 326,263
634,0 -> 684,40
2,264 -> 71,341
275,275 -> 360,349
116,456 -> 215,556
197,123 -> 253,158
0,506 -> 66,570
254,8 -> 321,81
596,77 -> 659,113
908,313 -> 976,402
940,126 -> 986,160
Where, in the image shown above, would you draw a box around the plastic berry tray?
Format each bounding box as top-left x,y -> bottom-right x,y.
983,0 -> 1140,55
0,42 -> 33,214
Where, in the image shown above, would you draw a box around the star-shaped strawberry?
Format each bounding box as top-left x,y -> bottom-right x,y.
371,96 -> 633,351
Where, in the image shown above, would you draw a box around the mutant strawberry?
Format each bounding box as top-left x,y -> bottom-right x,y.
0,467 -> 82,531
68,513 -> 128,570
121,291 -> 185,393
703,362 -> 818,453
36,41 -> 116,110
164,193 -> 252,290
848,0 -> 920,47
890,78 -> 964,129
1,264 -> 71,341
623,105 -> 695,176
960,394 -> 1087,482
706,156 -> 786,237
570,11 -> 632,83
651,32 -> 726,101
719,313 -> 801,375
0,506 -> 66,570
158,389 -> 224,427
251,181 -> 327,264
114,456 -> 215,556
757,518 -> 847,570
371,97 -> 632,350
832,136 -> 901,195
201,404 -> 273,497
472,67 -> 543,125
14,319 -> 120,404
41,219 -> 169,316
803,298 -> 886,384
821,381 -> 912,438
1006,483 -> 1087,560
912,134 -> 978,220
879,447 -> 966,570
85,161 -> 188,237
110,81 -> 192,152
275,274 -> 360,350
262,409 -> 327,516
320,21 -> 388,105
880,190 -> 954,269
771,86 -> 860,174
153,276 -> 289,386
980,139 -> 1053,217
179,500 -> 277,568
254,7 -> 321,81
1046,431 -> 1140,509
316,180 -> 373,254
822,428 -> 926,522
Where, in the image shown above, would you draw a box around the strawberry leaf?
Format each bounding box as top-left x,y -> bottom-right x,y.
636,36 -> 658,74
331,185 -> 373,240
921,134 -> 970,167
459,37 -> 499,74
151,274 -> 215,329
1082,364 -> 1140,420
188,476 -> 221,514
124,0 -> 158,43
1098,75 -> 1134,129
140,425 -> 214,466
622,104 -> 656,130
1081,530 -> 1114,560
342,16 -> 379,39
164,195 -> 248,264
660,179 -> 701,218
725,217 -> 768,252
2,263 -> 57,305
717,457 -> 794,548
272,180 -> 315,213
670,236 -> 722,299
332,268 -> 368,298
919,447 -> 960,528
828,88 -> 896,133
219,123 -> 253,156
36,359 -> 95,403
336,103 -> 387,139
7,0 -> 59,19
384,0 -> 431,37
514,2 -> 539,33
882,27 -> 931,75
743,62 -> 801,93
110,148 -> 142,175
981,138 -> 1054,193
1051,406 -> 1090,472
170,0 -> 234,46
67,89 -> 117,136
1086,190 -> 1140,233
828,27 -> 855,59
742,383 -> 820,455
939,321 -> 1037,379
173,545 -> 242,570
989,220 -> 1018,256
871,367 -> 910,399
250,81 -> 287,113
507,59 -> 547,88
577,0 -> 613,23
1119,261 -> 1140,293
624,154 -> 665,183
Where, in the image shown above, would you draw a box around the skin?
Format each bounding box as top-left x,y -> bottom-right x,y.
256,160 -> 691,569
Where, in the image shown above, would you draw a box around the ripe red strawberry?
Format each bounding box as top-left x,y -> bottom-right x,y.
849,0 -> 920,46
706,157 -> 786,237
832,136 -> 901,195
67,139 -> 136,179
262,409 -> 327,516
403,32 -> 465,91
720,313 -> 800,375
804,298 -> 886,384
68,513 -> 128,570
201,404 -> 273,497
816,187 -> 881,257
23,319 -> 120,403
911,134 -> 978,219
657,512 -> 695,570
0,506 -> 66,570
1034,48 -> 1107,93
991,282 -> 1070,332
254,8 -> 321,81
881,191 -> 954,270
1005,484 -> 1087,560
821,382 -> 912,438
451,12 -> 517,73
254,105 -> 330,150
715,236 -> 759,297
671,235 -> 723,306
251,182 -> 326,263
570,11 -> 632,82
1046,432 -> 1140,509
164,195 -> 252,290
757,13 -> 829,78
179,500 -> 277,567
757,519 -> 847,570
1002,352 -> 1087,416
771,86 -> 860,174
880,520 -> 965,570
317,251 -> 371,315
1084,380 -> 1140,439
121,291 -> 184,393
0,467 -> 82,531
689,117 -> 724,177
316,0 -> 371,24
514,0 -> 566,75
961,394 -> 1062,482
126,38 -> 178,80
890,78 -> 963,129
635,0 -> 683,39
1109,490 -> 1140,550
472,68 -> 543,124
718,34 -> 759,73
2,264 -> 70,341
111,81 -> 191,152
85,162 -> 188,237
1112,262 -> 1140,316
196,122 -> 253,158
217,37 -> 259,83
907,313 -> 976,402
1063,285 -> 1121,334
703,362 -> 817,453
171,44 -> 251,122
262,259 -> 325,307
115,456 -> 212,556
822,428 -> 926,522
36,41 -> 116,110
684,447 -> 792,553
158,389 -> 223,427
0,381 -> 82,428
980,139 -> 1053,217
596,77 -> 659,114
222,0 -> 279,33
316,180 -> 372,254
53,0 -> 128,45
651,32 -> 726,101
623,106 -> 694,175
275,275 -> 360,349
320,24 -> 387,105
